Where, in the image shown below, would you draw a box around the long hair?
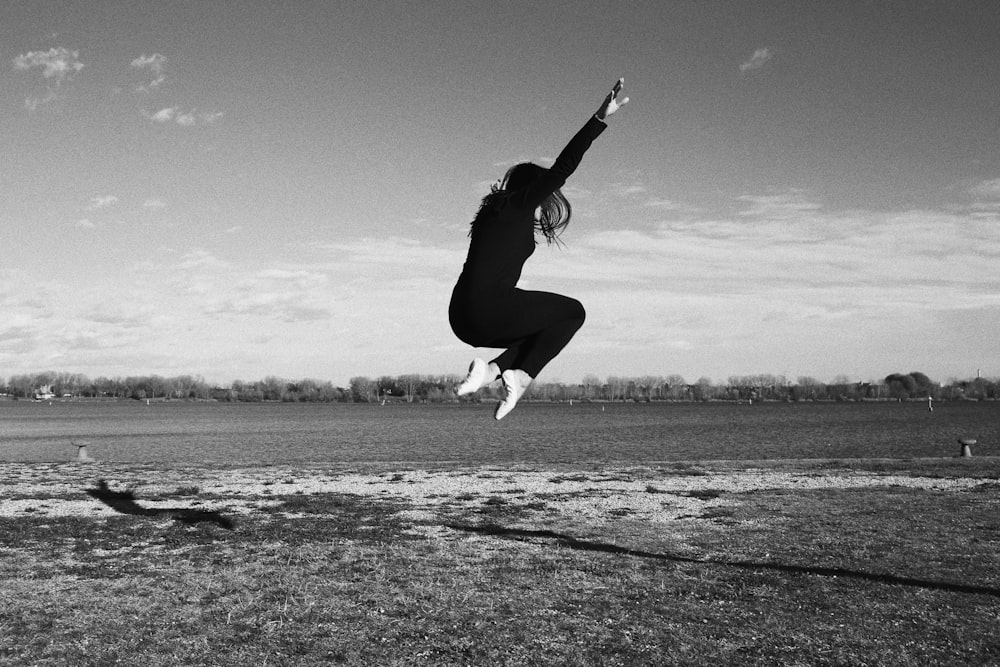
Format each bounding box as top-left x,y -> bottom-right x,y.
472,162 -> 572,246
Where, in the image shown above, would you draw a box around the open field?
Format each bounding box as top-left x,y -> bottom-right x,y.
2,400 -> 997,464
2,458 -> 999,665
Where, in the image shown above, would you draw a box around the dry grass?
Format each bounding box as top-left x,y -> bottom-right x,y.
1,458 -> 998,665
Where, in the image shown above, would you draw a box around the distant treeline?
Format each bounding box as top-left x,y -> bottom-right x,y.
2,370 -> 997,403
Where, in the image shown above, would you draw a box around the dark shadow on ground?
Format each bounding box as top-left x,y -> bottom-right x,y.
447,522 -> 1000,599
86,480 -> 235,530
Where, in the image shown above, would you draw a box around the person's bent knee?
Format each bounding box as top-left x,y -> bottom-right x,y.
570,299 -> 586,327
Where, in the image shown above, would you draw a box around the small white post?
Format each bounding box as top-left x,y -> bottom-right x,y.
74,441 -> 92,462
958,438 -> 976,458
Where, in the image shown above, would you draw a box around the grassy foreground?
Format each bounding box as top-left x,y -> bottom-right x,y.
1,458 -> 999,666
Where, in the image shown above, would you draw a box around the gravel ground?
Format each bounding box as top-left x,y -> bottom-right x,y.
1,461 -> 990,524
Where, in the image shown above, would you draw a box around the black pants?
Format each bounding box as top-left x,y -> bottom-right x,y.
449,285 -> 586,378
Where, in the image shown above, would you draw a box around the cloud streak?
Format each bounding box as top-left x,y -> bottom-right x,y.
144,107 -> 224,126
739,47 -> 773,72
85,195 -> 119,211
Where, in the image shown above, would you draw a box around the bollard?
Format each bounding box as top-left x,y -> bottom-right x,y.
75,441 -> 93,462
958,438 -> 976,458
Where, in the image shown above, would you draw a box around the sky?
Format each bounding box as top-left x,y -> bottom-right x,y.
2,0 -> 999,387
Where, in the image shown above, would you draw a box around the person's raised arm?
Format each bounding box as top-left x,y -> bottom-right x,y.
518,78 -> 630,210
595,77 -> 629,122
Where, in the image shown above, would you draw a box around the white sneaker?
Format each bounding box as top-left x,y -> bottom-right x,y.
495,369 -> 532,420
456,358 -> 498,396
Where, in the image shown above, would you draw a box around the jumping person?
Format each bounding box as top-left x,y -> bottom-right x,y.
449,78 -> 629,420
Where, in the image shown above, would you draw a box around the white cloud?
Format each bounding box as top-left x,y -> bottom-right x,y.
144,107 -> 223,126
24,90 -> 60,111
644,198 -> 681,210
315,236 -> 464,273
548,198 -> 995,304
199,111 -> 224,125
130,53 -> 167,92
14,47 -> 84,82
159,253 -> 339,324
509,197 -> 1000,381
75,219 -> 96,229
551,179 -> 587,193
130,53 -> 166,72
84,302 -> 156,328
142,198 -> 167,209
146,107 -> 177,123
736,190 -> 822,219
969,178 -> 1000,199
85,195 -> 119,211
739,47 -> 773,72
612,183 -> 648,197
177,248 -> 231,272
14,47 -> 84,109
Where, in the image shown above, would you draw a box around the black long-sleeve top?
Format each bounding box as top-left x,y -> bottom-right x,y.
454,116 -> 608,293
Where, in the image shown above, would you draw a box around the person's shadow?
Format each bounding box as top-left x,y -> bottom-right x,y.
447,522 -> 1000,599
86,480 -> 235,530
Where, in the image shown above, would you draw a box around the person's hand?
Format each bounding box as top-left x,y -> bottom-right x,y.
596,78 -> 629,121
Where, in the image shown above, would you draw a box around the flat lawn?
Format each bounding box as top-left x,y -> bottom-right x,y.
1,459 -> 998,666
